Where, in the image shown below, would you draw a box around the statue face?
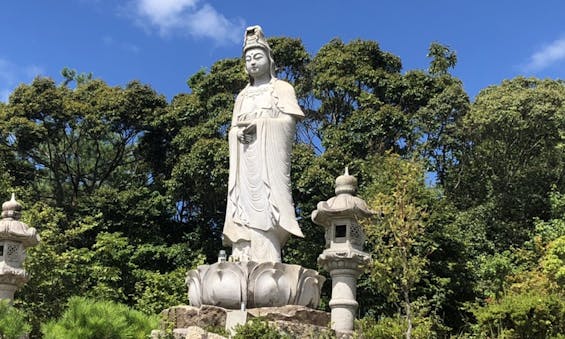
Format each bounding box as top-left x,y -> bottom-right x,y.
245,48 -> 270,80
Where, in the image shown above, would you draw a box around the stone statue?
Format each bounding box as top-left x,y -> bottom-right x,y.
186,27 -> 324,311
223,26 -> 304,262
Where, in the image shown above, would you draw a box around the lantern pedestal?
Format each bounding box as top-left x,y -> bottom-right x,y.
0,283 -> 18,301
318,250 -> 369,334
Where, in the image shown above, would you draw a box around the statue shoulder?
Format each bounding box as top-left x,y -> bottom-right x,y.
235,85 -> 250,99
234,85 -> 251,107
273,79 -> 296,96
273,79 -> 304,118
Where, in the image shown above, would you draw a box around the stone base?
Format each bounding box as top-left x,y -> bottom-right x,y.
153,304 -> 333,338
187,262 -> 325,309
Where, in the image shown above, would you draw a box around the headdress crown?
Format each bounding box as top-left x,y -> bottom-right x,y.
243,25 -> 270,53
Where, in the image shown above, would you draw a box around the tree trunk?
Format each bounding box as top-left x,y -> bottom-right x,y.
404,288 -> 412,339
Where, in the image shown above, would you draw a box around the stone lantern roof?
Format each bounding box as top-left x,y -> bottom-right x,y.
0,194 -> 40,248
311,168 -> 374,227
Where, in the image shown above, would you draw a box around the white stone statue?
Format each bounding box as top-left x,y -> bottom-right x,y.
223,26 -> 304,262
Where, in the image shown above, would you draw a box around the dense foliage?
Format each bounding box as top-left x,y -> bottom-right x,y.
0,36 -> 562,338
0,300 -> 31,339
41,297 -> 158,339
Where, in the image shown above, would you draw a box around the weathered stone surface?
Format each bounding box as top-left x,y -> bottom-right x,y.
183,326 -> 226,339
248,305 -> 330,327
159,305 -> 229,329
157,305 -> 332,338
187,262 -> 325,309
269,320 -> 333,338
151,327 -> 227,339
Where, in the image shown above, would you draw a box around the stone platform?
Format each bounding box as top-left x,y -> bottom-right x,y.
151,304 -> 332,338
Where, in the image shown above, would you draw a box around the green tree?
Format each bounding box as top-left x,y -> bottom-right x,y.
0,74 -> 202,335
2,76 -> 167,209
446,77 -> 565,249
309,40 -> 468,167
427,42 -> 457,76
363,155 -> 439,338
468,189 -> 565,338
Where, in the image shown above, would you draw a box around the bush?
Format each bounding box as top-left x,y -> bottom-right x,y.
41,296 -> 159,339
233,318 -> 290,339
0,300 -> 31,339
541,236 -> 565,287
355,314 -> 439,339
472,292 -> 565,338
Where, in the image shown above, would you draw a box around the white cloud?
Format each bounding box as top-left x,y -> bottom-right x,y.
0,58 -> 44,103
523,36 -> 565,72
130,0 -> 243,44
137,0 -> 198,29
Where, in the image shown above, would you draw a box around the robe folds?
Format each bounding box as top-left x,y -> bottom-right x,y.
223,79 -> 304,260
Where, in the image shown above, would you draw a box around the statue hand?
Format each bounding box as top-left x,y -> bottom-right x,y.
237,129 -> 247,143
237,123 -> 256,144
243,123 -> 256,135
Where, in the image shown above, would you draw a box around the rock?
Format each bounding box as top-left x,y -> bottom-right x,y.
183,326 -> 226,339
247,305 -> 330,327
156,304 -> 332,338
159,305 -> 229,329
151,326 -> 227,339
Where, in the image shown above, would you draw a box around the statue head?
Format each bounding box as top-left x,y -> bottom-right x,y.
243,26 -> 276,84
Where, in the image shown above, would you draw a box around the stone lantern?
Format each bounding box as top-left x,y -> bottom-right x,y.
0,194 -> 40,302
312,168 -> 372,335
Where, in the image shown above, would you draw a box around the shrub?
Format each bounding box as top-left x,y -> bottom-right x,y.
41,296 -> 159,339
355,314 -> 439,339
0,300 -> 31,339
472,292 -> 565,338
233,318 -> 290,339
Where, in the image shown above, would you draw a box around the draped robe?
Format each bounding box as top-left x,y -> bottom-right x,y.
223,78 -> 304,262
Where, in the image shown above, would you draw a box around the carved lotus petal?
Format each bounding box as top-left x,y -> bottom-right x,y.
297,276 -> 322,307
186,269 -> 203,307
201,263 -> 245,309
187,262 -> 324,309
250,265 -> 292,307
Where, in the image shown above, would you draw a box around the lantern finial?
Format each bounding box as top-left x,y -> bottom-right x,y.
2,193 -> 22,220
335,167 -> 357,195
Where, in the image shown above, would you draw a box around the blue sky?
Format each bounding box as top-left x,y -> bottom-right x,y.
1,0 -> 564,103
